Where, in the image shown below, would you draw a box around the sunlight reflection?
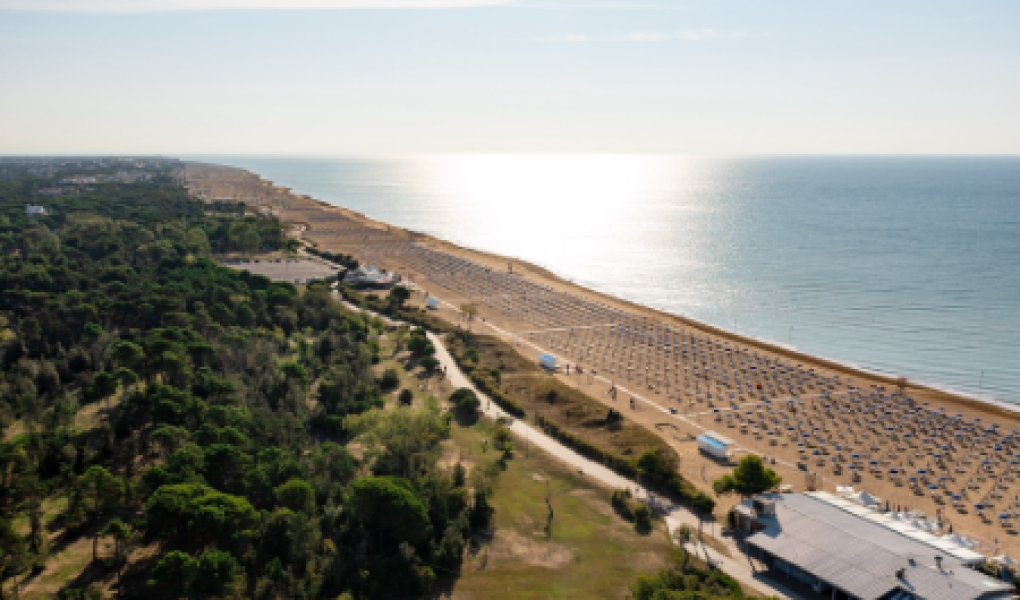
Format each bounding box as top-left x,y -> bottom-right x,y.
417,154 -> 679,265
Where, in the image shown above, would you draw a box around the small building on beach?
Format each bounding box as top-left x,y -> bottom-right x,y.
344,265 -> 396,289
538,353 -> 559,371
733,492 -> 1012,600
697,432 -> 735,460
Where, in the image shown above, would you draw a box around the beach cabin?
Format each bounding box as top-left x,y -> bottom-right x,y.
538,353 -> 559,372
697,432 -> 735,461
426,298 -> 439,310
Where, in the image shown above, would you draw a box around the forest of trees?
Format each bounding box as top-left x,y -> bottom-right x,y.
0,173 -> 493,598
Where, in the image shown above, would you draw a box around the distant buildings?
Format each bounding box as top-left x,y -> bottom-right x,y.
61,175 -> 98,185
26,205 -> 48,217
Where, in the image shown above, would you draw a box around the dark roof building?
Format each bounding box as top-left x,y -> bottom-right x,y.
735,493 -> 1015,600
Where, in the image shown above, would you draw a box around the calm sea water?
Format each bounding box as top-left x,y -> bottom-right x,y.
193,155 -> 1020,403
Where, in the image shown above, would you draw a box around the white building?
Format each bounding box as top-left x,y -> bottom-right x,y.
26,205 -> 48,217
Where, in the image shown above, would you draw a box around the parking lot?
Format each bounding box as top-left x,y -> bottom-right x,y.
221,258 -> 341,284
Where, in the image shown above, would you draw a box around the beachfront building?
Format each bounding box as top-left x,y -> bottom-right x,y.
343,265 -> 397,289
732,492 -> 1013,600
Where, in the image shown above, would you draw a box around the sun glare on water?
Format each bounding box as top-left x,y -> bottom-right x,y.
415,154 -> 683,269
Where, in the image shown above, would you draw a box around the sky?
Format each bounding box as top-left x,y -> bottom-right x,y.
0,0 -> 1018,155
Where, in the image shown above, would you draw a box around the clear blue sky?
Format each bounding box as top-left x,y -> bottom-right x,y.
1,0 -> 1018,154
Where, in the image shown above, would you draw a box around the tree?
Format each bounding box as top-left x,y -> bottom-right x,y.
712,455 -> 781,499
152,425 -> 190,457
387,286 -> 411,310
279,361 -> 309,389
406,329 -> 430,354
419,356 -> 440,373
398,389 -> 414,406
109,340 -> 145,369
99,517 -> 132,580
378,368 -> 400,390
79,466 -> 122,515
90,371 -> 119,404
349,477 -> 433,548
636,448 -> 676,485
115,366 -> 140,389
144,484 -> 258,551
149,550 -> 195,598
79,466 -> 123,560
469,490 -> 494,529
275,479 -> 316,515
391,326 -> 410,356
191,549 -> 244,599
449,388 -> 480,414
459,303 -> 479,321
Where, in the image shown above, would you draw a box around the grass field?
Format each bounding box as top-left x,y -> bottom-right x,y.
445,420 -> 676,600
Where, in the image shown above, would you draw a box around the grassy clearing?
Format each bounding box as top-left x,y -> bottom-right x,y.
445,419 -> 675,600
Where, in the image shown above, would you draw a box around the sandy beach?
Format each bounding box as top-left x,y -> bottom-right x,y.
186,161 -> 1020,559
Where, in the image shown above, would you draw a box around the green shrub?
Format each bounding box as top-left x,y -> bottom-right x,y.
378,368 -> 400,390
633,504 -> 653,531
449,388 -> 480,413
398,389 -> 414,405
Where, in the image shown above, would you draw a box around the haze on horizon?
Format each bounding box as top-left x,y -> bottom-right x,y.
1,0 -> 1018,155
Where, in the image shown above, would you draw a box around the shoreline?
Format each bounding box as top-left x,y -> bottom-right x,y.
330,210 -> 1020,419
185,160 -> 1020,423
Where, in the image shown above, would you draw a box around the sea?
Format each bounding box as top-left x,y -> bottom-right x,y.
190,155 -> 1020,404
